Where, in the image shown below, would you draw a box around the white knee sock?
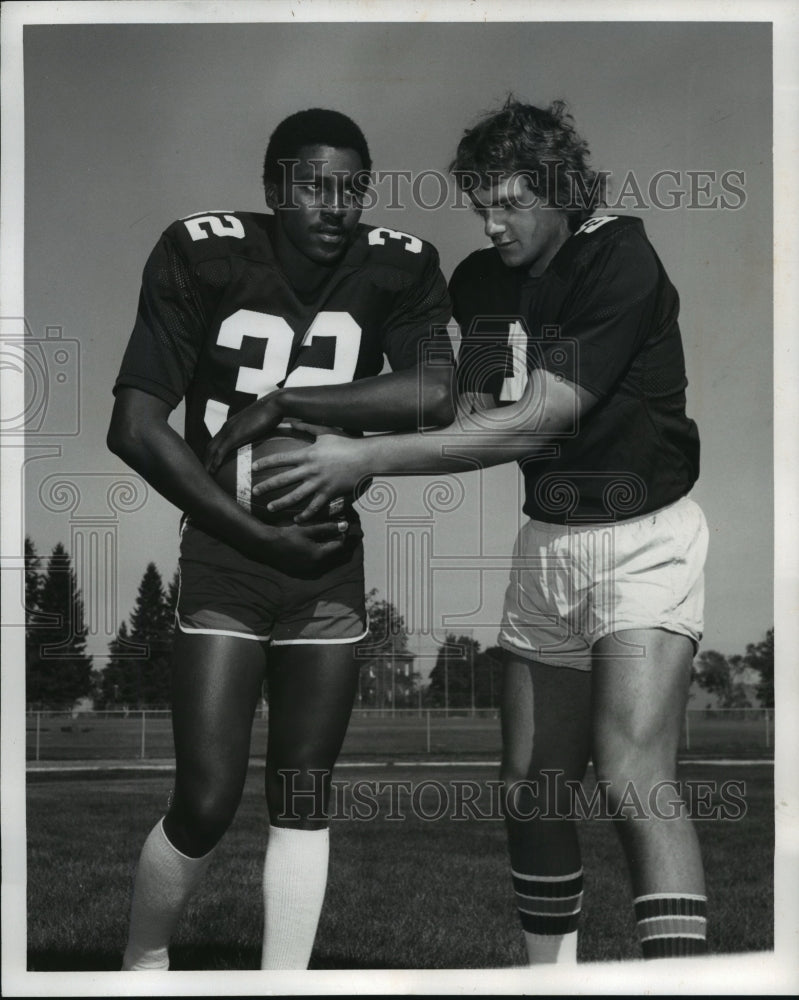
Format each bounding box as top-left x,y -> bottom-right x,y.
260,825 -> 330,970
122,818 -> 215,970
524,929 -> 579,964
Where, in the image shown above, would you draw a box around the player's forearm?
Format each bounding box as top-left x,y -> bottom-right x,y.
107,409 -> 277,554
354,419 -> 554,478
247,379 -> 573,522
275,365 -> 456,431
353,378 -> 576,476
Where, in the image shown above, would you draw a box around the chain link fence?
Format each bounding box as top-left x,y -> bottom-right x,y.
25,706 -> 774,764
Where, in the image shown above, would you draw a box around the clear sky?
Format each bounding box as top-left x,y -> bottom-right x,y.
17,17 -> 774,672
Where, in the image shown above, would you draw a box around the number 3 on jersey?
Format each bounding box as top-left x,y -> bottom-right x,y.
203,309 -> 362,435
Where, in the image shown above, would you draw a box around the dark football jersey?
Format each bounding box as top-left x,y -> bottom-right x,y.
115,211 -> 452,459
453,215 -> 700,524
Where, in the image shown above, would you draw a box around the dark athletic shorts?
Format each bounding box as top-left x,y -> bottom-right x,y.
176,520 -> 367,645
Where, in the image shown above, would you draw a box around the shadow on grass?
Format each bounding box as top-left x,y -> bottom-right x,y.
27,945 -> 400,972
28,949 -> 124,971
311,951 -> 405,969
27,946 -> 261,972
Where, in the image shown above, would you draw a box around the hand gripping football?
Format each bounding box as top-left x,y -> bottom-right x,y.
214,427 -> 349,527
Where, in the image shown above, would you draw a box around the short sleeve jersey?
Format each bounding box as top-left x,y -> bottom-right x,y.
452,215 -> 700,524
115,212 -> 452,458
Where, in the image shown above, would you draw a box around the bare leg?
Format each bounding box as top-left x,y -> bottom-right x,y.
166,632 -> 267,855
592,628 -> 707,957
264,642 -> 360,829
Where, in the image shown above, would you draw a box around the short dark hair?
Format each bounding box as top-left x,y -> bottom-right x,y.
263,108 -> 372,193
450,97 -> 605,231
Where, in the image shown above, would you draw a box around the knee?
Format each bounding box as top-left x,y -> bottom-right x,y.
500,734 -> 589,810
167,782 -> 242,855
266,762 -> 332,829
593,735 -> 678,816
499,760 -> 529,821
500,763 -> 579,823
499,757 -> 528,791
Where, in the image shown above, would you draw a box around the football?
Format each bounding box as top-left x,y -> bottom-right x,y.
214,427 -> 349,527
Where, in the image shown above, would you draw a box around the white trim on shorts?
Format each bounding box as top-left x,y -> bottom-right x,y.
176,614 -> 369,645
176,615 -> 272,642
271,621 -> 370,646
173,567 -> 272,640
176,609 -> 370,645
175,522 -> 368,646
497,624 -> 700,670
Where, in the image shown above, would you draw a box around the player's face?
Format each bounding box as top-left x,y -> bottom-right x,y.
271,144 -> 367,270
470,175 -> 570,276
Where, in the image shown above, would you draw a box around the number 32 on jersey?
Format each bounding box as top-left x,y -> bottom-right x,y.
204,309 -> 361,436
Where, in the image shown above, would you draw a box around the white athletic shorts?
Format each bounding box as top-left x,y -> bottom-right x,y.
498,496 -> 708,671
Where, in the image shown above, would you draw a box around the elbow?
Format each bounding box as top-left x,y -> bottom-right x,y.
107,407 -> 144,465
423,373 -> 457,427
107,389 -> 173,476
430,388 -> 456,427
106,420 -> 133,463
106,417 -> 125,458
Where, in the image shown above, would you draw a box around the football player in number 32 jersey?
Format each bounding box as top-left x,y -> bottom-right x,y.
108,108 -> 453,971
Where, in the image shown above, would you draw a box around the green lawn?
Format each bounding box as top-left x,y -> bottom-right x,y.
25,709 -> 773,762
26,762 -> 773,970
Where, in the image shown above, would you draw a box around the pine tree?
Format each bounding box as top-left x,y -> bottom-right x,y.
26,542 -> 93,709
25,536 -> 42,616
130,563 -> 173,707
100,564 -> 176,709
25,536 -> 48,671
99,621 -> 138,707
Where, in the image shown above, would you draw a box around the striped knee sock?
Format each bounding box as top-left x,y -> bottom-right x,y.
512,868 -> 583,964
634,893 -> 708,958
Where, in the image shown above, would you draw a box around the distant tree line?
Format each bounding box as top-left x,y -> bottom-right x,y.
24,541 -> 432,712
25,537 -> 93,710
97,563 -> 179,709
353,597 -> 504,710
427,633 -> 503,710
692,628 -> 774,709
24,535 -> 776,713
356,589 -> 420,708
25,536 -> 178,710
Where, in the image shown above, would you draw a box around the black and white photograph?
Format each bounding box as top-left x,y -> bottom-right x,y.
2,1 -> 797,995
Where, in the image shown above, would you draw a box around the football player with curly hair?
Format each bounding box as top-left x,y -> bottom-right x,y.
248,98 -> 709,964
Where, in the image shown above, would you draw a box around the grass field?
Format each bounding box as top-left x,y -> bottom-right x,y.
26,708 -> 774,762
26,760 -> 774,971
